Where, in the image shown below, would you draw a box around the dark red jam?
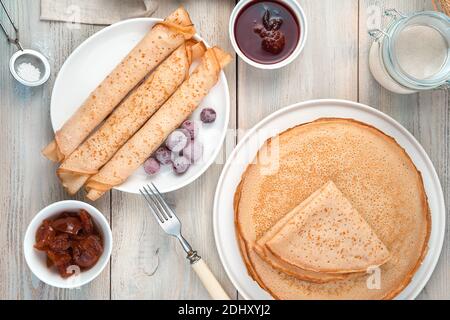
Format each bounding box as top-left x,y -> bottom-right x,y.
234,0 -> 300,64
34,210 -> 103,278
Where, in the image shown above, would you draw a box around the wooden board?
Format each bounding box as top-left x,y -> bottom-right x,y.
0,0 -> 110,299
236,0 -> 359,299
0,0 -> 448,299
109,0 -> 237,300
359,0 -> 449,300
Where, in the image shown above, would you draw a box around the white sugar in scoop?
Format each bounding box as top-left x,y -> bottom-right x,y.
1,1 -> 50,86
9,49 -> 50,86
17,62 -> 41,82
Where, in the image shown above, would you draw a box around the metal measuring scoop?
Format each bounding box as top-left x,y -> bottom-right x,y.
1,0 -> 50,86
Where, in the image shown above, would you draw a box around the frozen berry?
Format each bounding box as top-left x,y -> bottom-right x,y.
155,146 -> 172,165
144,157 -> 160,175
172,156 -> 190,174
183,141 -> 203,163
181,120 -> 198,139
200,108 -> 216,123
166,130 -> 188,153
253,24 -> 264,35
178,128 -> 192,140
262,30 -> 285,54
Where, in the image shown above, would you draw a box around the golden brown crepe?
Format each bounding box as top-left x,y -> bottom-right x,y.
85,47 -> 232,200
235,118 -> 430,300
56,41 -> 206,194
42,7 -> 195,162
253,182 -> 363,283
254,245 -> 357,283
261,181 -> 390,279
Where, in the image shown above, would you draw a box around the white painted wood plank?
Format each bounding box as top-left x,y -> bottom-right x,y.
236,0 -> 359,299
1,0 -> 447,300
237,0 -> 359,134
359,0 -> 450,299
110,0 -> 238,300
0,0 -> 111,299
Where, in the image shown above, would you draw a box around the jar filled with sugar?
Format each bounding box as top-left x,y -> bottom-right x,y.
369,10 -> 450,94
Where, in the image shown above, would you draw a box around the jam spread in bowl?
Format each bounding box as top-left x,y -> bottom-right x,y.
231,0 -> 305,67
34,209 -> 103,278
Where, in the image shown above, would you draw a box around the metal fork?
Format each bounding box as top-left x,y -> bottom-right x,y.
140,183 -> 230,300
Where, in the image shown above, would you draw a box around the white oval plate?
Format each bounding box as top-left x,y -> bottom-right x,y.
213,99 -> 445,300
51,18 -> 230,193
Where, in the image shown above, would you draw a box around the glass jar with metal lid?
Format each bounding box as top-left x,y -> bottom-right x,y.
369,9 -> 450,94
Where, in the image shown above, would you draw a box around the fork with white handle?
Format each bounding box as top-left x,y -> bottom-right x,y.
140,183 -> 230,300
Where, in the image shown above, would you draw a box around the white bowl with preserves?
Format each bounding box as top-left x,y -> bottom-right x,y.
229,0 -> 308,69
24,200 -> 112,289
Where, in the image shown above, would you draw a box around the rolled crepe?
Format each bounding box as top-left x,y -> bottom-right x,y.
85,47 -> 231,200
42,7 -> 195,162
56,41 -> 207,194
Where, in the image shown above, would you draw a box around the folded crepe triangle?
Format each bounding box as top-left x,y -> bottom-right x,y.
259,181 -> 391,278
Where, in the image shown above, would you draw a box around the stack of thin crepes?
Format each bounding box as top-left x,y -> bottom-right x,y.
235,118 -> 431,299
253,181 -> 391,284
42,7 -> 231,200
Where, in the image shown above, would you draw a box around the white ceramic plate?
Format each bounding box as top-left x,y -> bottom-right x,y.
51,18 -> 230,193
213,99 -> 445,300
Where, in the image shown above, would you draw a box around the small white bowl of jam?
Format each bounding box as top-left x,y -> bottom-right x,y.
229,0 -> 308,69
23,200 -> 112,288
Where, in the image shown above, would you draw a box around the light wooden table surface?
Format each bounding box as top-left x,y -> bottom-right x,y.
0,0 -> 448,300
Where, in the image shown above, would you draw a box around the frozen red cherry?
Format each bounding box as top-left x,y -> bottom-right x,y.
166,130 -> 188,153
144,157 -> 160,175
181,120 -> 198,139
200,108 -> 216,123
172,156 -> 190,174
178,128 -> 192,140
154,146 -> 172,165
